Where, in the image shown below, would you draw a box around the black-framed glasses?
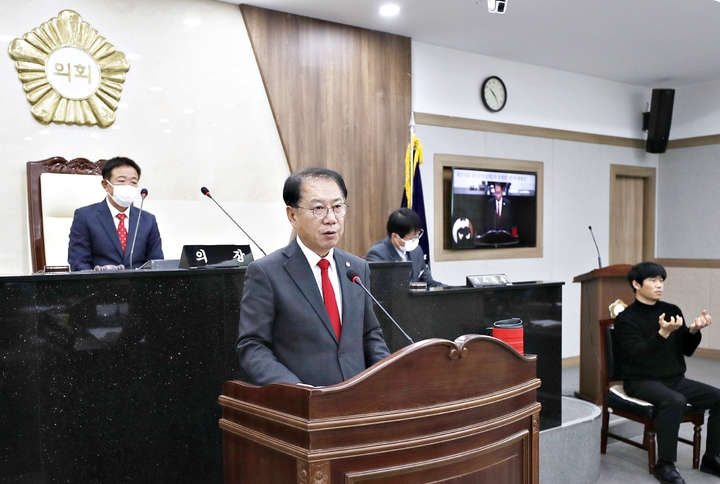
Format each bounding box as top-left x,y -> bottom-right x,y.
295,203 -> 349,220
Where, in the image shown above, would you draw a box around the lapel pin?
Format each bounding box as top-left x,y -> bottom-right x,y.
345,262 -> 350,267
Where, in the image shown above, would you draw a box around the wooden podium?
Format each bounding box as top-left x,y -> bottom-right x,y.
219,335 -> 541,483
573,265 -> 635,405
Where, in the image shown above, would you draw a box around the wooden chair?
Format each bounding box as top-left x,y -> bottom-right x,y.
27,157 -> 106,272
599,318 -> 705,474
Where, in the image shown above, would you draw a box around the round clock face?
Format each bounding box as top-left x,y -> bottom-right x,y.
481,76 -> 507,112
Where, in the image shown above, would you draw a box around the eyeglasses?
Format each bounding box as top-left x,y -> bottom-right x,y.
403,229 -> 424,242
295,203 -> 349,220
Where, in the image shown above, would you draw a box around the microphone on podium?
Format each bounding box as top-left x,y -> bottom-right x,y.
200,186 -> 267,256
128,188 -> 149,270
346,269 -> 414,344
588,225 -> 602,269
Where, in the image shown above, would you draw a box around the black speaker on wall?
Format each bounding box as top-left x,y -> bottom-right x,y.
644,88 -> 675,154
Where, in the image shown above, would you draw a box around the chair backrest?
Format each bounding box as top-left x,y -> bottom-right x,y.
599,318 -> 623,387
27,157 -> 106,272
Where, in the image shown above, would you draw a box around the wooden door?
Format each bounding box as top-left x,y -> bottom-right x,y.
609,165 -> 656,265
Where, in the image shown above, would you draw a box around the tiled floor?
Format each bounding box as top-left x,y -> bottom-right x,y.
563,357 -> 720,483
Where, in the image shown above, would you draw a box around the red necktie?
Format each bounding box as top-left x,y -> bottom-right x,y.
117,213 -> 128,252
318,259 -> 341,339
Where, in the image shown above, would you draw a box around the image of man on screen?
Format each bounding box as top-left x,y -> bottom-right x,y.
485,183 -> 514,233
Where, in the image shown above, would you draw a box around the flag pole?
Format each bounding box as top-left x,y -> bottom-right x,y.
408,112 -> 416,209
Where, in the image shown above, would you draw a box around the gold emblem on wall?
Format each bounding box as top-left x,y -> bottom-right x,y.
7,10 -> 130,128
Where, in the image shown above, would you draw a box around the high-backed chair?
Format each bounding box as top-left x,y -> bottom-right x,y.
27,157 -> 107,272
599,318 -> 705,474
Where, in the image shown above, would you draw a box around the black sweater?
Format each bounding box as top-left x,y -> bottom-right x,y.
614,300 -> 701,383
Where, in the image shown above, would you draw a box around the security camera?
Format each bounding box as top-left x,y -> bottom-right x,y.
488,0 -> 507,13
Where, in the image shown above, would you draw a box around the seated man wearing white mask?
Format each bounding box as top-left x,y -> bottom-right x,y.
366,208 -> 445,287
68,157 -> 163,271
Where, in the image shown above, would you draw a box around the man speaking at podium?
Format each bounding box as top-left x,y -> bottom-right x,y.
237,168 -> 390,387
68,157 -> 163,271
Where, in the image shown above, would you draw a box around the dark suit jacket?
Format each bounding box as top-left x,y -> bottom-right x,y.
68,200 -> 164,271
365,236 -> 445,287
486,197 -> 513,232
236,239 -> 390,387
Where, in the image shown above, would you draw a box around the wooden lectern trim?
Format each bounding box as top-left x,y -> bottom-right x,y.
343,430 -> 532,483
219,378 -> 540,432
297,461 -> 329,484
220,402 -> 541,462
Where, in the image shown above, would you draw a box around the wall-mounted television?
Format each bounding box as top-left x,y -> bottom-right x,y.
433,154 -> 543,262
450,167 -> 537,250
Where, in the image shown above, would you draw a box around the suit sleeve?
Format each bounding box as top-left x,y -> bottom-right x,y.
361,261 -> 391,365
68,209 -> 94,271
418,264 -> 445,287
236,261 -> 301,385
414,249 -> 445,287
144,215 -> 164,261
365,243 -> 385,262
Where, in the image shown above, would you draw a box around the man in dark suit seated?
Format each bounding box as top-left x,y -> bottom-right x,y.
236,167 -> 390,387
366,208 -> 445,287
68,157 -> 163,271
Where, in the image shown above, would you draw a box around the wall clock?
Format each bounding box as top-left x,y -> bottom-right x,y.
481,76 -> 507,112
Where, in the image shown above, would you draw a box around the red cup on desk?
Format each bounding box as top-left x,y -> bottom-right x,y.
492,318 -> 524,355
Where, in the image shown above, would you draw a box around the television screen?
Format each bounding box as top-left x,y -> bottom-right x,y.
450,167 -> 537,250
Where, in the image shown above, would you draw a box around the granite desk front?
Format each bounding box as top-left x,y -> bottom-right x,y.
368,262 -> 563,431
0,268 -> 244,484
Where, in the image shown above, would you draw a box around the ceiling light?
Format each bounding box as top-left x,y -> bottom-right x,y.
379,5 -> 400,16
488,0 -> 507,14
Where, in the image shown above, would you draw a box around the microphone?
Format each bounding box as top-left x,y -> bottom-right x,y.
588,226 -> 602,269
128,188 -> 149,270
200,187 -> 266,256
346,269 -> 414,345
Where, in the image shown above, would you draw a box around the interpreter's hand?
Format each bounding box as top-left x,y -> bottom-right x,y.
658,312 -> 683,338
689,310 -> 712,334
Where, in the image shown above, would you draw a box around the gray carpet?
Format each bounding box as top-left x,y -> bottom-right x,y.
563,357 -> 720,483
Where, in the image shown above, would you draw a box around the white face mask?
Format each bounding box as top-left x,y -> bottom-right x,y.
400,237 -> 420,253
107,182 -> 138,208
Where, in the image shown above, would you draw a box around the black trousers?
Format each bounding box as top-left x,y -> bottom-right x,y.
625,377 -> 720,462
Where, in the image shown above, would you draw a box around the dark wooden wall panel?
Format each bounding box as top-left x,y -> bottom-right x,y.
241,5 -> 411,257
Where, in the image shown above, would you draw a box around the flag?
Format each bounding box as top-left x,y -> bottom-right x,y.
401,134 -> 430,264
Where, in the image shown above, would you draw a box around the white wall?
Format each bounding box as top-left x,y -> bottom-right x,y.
0,0 -> 290,274
657,144 -> 720,258
672,78 -> 720,139
412,42 -> 659,358
412,42 -> 650,139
